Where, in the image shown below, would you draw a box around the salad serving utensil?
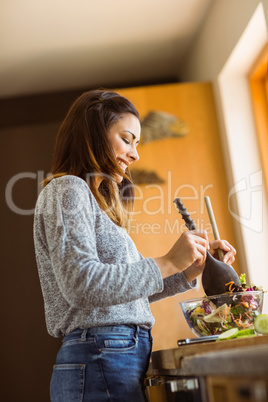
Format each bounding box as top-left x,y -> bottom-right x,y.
173,198 -> 241,296
204,196 -> 224,261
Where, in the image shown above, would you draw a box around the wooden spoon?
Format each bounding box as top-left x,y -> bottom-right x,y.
204,196 -> 224,262
173,198 -> 241,296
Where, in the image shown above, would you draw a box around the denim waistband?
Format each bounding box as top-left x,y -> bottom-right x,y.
63,325 -> 152,343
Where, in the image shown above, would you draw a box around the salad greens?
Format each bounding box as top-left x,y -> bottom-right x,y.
184,274 -> 264,336
225,273 -> 263,293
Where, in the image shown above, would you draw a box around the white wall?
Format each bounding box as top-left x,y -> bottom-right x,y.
180,0 -> 268,310
180,0 -> 267,82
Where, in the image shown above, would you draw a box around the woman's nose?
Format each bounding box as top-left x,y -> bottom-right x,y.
128,147 -> 139,162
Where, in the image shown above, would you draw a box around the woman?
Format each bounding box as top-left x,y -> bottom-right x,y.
34,89 -> 236,401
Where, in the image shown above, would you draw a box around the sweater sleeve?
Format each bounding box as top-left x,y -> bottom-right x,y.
38,177 -> 163,309
148,272 -> 197,303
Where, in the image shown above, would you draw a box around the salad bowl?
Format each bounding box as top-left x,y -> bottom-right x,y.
180,291 -> 264,337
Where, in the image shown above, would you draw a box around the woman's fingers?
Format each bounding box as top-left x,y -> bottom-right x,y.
165,230 -> 210,272
181,230 -> 209,265
190,229 -> 209,243
209,239 -> 236,264
193,242 -> 208,266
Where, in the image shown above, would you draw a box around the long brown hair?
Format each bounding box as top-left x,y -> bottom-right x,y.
44,89 -> 140,227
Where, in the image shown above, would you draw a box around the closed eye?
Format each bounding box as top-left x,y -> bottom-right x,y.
122,138 -> 130,144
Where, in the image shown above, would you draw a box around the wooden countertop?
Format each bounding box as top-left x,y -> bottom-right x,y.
148,334 -> 268,377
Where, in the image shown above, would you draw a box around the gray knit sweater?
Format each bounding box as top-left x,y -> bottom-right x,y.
33,175 -> 196,337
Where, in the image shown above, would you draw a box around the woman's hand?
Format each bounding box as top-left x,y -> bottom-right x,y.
154,232 -> 237,282
182,239 -> 237,283
209,239 -> 236,265
154,230 -> 210,279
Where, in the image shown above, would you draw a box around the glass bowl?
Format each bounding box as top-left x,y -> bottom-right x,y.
180,291 -> 264,337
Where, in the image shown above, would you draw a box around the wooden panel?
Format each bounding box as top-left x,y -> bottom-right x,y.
118,83 -> 241,351
206,376 -> 268,402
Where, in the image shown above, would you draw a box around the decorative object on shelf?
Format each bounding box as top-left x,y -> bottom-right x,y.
130,168 -> 165,185
141,111 -> 189,144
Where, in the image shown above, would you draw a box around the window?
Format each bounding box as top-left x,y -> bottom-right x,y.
249,44 -> 268,196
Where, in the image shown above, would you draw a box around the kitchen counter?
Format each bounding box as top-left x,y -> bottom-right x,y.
146,335 -> 268,402
148,334 -> 268,377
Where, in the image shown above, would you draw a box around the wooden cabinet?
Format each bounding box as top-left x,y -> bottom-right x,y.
119,82 -> 241,350
206,376 -> 268,402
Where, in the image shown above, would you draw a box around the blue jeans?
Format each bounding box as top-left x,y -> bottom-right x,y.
50,325 -> 153,402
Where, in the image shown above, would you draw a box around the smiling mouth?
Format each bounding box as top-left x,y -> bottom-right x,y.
118,160 -> 128,171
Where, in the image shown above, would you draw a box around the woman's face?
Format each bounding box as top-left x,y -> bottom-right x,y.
107,113 -> 141,183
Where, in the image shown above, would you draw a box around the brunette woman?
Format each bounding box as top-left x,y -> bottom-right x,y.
33,89 -> 236,401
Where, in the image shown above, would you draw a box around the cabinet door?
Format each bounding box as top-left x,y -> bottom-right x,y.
119,82 -> 240,350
